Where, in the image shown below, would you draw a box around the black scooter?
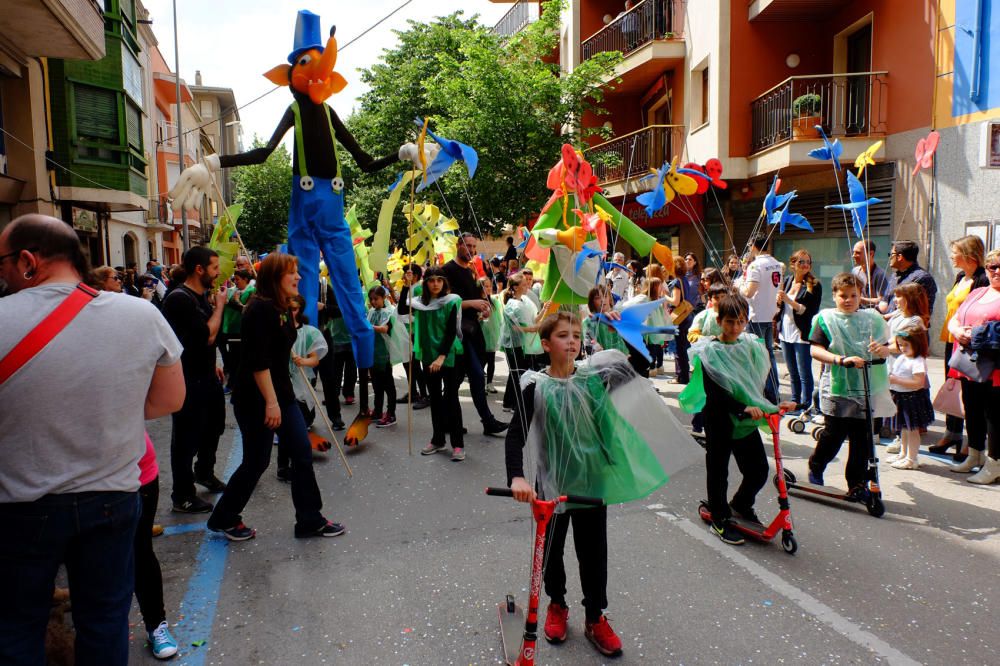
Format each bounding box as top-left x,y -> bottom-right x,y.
780,358 -> 886,518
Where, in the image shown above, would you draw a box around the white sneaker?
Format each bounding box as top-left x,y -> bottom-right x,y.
891,458 -> 920,470
885,452 -> 904,464
885,439 -> 901,454
810,414 -> 825,426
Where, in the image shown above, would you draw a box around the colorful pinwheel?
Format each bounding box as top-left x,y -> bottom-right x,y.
808,126 -> 843,171
825,171 -> 882,238
854,140 -> 884,177
637,157 -> 699,217
911,131 -> 940,176
413,117 -> 478,192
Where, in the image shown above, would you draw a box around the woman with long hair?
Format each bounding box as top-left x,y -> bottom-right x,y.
931,235 -> 989,460
208,253 -> 344,540
721,254 -> 741,284
500,272 -> 542,411
668,256 -> 693,383
777,249 -> 822,411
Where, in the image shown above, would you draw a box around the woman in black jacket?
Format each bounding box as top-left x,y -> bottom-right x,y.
777,250 -> 822,411
208,252 -> 344,541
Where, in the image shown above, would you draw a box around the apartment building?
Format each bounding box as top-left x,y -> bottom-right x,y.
0,0 -> 105,225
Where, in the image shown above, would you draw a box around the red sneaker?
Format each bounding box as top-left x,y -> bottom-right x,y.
543,603 -> 568,643
585,615 -> 622,657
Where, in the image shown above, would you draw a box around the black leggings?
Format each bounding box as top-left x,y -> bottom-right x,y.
961,378 -> 1000,456
371,364 -> 396,417
544,506 -> 608,623
503,347 -> 531,410
134,478 -> 166,631
402,357 -> 427,399
704,428 -> 768,522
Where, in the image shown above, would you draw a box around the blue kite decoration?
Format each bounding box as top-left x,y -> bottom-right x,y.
808,125 -> 843,171
414,117 -> 478,192
593,298 -> 677,362
825,171 -> 882,238
574,245 -> 606,280
636,162 -> 670,217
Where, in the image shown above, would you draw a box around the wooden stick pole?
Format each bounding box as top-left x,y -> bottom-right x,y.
298,366 -> 353,478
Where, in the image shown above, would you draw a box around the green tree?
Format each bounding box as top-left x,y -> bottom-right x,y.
342,0 -> 620,242
231,136 -> 292,252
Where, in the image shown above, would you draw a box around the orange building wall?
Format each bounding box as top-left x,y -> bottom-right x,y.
581,0 -> 628,43
727,0 -> 936,157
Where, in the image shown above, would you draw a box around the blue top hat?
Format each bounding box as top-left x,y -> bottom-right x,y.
288,9 -> 325,64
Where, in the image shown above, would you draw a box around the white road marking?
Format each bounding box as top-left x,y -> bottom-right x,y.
654,511 -> 922,666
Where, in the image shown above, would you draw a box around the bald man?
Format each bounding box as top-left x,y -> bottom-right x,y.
0,215 -> 185,664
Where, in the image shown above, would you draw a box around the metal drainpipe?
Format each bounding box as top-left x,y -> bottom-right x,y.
970,0 -> 984,102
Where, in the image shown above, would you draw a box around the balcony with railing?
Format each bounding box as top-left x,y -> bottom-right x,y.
493,0 -> 539,39
584,125 -> 685,186
750,71 -> 888,154
581,0 -> 683,63
156,121 -> 198,161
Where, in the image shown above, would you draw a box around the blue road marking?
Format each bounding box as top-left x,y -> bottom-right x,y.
171,431 -> 243,664
162,523 -> 204,537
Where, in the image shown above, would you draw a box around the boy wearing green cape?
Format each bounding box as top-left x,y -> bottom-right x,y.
679,293 -> 797,545
806,272 -> 892,494
506,312 -> 700,657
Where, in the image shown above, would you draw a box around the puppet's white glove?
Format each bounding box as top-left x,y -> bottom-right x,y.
398,142 -> 441,169
168,154 -> 220,212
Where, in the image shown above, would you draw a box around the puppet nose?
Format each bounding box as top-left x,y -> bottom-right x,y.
329,25 -> 336,38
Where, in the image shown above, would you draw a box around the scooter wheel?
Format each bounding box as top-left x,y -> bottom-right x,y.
790,419 -> 806,434
781,533 -> 798,554
866,495 -> 886,518
773,469 -> 796,490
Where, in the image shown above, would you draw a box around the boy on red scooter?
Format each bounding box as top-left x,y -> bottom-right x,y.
505,311 -> 697,657
679,293 -> 797,545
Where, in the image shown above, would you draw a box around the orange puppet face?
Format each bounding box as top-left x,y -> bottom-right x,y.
265,33 -> 347,104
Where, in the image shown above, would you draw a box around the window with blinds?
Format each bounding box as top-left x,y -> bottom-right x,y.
126,101 -> 143,151
75,85 -> 118,142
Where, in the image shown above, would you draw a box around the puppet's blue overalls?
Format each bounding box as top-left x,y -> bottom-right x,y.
287,102 -> 374,368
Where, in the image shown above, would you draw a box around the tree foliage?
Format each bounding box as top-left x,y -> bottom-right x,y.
231,136 -> 292,252
342,0 -> 620,242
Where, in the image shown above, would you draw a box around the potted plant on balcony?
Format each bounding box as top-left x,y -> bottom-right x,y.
792,93 -> 822,139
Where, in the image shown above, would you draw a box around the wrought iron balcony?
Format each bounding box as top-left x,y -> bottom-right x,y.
582,0 -> 682,62
493,0 -> 539,39
584,125 -> 686,185
750,71 -> 888,154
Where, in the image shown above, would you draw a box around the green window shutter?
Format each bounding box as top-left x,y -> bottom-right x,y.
75,85 -> 118,141
125,102 -> 142,150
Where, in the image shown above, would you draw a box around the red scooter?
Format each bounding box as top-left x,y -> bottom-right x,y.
697,411 -> 799,554
486,487 -> 604,666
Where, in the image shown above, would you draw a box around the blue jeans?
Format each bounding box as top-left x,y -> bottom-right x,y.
782,341 -> 814,407
0,491 -> 140,666
747,321 -> 780,404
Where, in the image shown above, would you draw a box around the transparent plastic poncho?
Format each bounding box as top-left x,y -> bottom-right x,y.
811,308 -> 894,417
523,350 -> 701,510
368,306 -> 411,366
482,294 -> 503,353
678,335 -> 776,438
289,324 -> 329,402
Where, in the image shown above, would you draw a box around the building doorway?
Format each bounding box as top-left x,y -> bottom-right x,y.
123,232 -> 138,268
845,23 -> 872,135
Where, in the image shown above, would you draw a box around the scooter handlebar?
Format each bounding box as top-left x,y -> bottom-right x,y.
484,487 -> 604,506
842,358 -> 887,369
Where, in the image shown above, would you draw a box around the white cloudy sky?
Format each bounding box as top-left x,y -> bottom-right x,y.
141,0 -> 510,147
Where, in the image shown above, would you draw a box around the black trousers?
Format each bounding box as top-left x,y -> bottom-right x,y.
485,351 -> 496,384
402,357 -> 427,399
134,478 -> 165,632
426,364 -> 463,448
502,347 -> 531,410
960,378 -> 1000,457
319,346 -> 357,420
371,364 -> 396,417
544,506 -> 608,623
210,399 -> 324,531
944,344 -> 964,439
170,375 -> 225,503
674,318 -> 692,383
704,426 -> 768,522
809,415 -> 870,488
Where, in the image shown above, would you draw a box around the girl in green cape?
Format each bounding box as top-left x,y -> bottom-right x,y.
410,267 -> 466,461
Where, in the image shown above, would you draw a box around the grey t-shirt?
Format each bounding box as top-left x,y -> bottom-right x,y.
0,283 -> 183,502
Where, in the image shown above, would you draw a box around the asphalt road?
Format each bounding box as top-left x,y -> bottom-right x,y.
131,355 -> 998,665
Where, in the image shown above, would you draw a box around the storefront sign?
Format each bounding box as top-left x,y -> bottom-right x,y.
623,195 -> 704,228
72,207 -> 98,233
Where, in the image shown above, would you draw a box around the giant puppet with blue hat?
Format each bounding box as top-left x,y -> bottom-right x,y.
169,9 -> 434,382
